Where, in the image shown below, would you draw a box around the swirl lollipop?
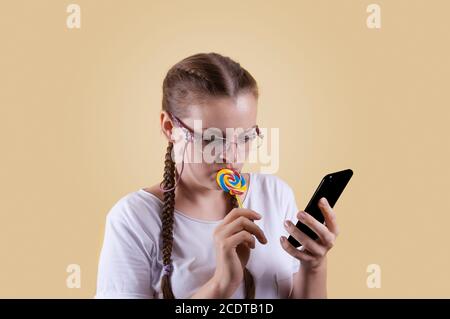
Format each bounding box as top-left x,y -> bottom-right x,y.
216,168 -> 247,207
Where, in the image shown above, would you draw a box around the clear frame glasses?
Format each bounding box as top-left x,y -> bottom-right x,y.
168,112 -> 264,161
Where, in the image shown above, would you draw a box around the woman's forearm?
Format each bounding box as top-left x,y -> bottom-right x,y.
289,258 -> 327,299
190,276 -> 226,299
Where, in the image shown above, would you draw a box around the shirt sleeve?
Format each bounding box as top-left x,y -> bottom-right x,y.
95,205 -> 155,299
283,184 -> 302,274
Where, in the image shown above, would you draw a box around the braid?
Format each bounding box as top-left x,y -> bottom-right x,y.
160,142 -> 176,299
229,194 -> 256,299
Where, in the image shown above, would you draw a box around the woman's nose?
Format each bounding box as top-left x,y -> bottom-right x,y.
219,141 -> 238,164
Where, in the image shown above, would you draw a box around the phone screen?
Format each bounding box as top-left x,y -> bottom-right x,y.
287,169 -> 353,248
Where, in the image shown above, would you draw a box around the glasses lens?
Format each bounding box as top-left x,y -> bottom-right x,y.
192,127 -> 264,163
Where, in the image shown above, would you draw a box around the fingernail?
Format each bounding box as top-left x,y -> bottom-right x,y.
298,211 -> 307,220
280,236 -> 286,243
320,197 -> 327,205
284,220 -> 291,228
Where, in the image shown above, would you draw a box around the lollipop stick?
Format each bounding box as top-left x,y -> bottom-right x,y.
235,195 -> 243,208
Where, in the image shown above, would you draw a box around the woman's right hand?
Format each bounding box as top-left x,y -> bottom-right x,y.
211,208 -> 268,298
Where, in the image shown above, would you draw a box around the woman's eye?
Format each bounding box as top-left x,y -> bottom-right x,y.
240,133 -> 255,143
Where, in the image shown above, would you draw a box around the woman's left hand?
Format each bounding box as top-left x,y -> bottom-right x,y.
280,197 -> 339,271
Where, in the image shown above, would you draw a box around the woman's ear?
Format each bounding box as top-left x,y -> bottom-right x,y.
160,111 -> 174,142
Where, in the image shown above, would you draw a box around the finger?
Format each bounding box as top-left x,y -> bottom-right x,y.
279,236 -> 314,262
284,220 -> 326,257
318,197 -> 339,236
225,230 -> 255,249
222,208 -> 261,225
221,216 -> 268,244
296,210 -> 336,248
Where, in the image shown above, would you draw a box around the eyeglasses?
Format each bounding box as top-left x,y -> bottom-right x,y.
168,112 -> 264,162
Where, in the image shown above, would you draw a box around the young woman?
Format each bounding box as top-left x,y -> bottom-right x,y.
95,52 -> 339,299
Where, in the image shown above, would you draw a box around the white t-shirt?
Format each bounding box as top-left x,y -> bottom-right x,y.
95,173 -> 301,299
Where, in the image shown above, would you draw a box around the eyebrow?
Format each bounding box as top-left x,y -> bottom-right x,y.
170,114 -> 256,136
197,126 -> 258,138
203,125 -> 257,132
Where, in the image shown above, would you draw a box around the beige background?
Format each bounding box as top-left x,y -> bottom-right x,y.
1,0 -> 449,298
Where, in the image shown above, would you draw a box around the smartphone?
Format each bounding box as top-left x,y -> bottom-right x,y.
287,169 -> 353,248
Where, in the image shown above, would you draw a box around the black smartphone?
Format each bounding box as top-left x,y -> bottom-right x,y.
287,169 -> 353,248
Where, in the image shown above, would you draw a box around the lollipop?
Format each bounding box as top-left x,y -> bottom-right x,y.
216,168 -> 247,208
